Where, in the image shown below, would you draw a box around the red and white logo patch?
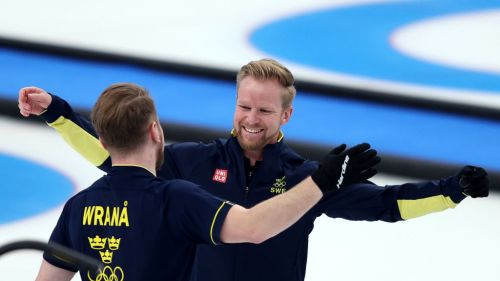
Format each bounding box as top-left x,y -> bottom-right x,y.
212,169 -> 228,183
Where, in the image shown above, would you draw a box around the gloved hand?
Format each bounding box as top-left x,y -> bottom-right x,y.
311,143 -> 380,193
457,165 -> 489,198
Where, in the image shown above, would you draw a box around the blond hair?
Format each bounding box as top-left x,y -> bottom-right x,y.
91,83 -> 156,153
236,59 -> 296,108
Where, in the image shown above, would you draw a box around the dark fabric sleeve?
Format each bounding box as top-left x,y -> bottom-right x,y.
317,176 -> 465,222
39,94 -> 112,171
43,200 -> 79,272
40,94 -> 96,136
166,181 -> 233,245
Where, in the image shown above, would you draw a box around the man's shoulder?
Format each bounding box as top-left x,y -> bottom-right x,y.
74,177 -> 202,205
166,138 -> 240,162
167,138 -> 229,153
160,178 -> 199,191
156,178 -> 214,204
64,176 -> 110,204
278,142 -> 317,168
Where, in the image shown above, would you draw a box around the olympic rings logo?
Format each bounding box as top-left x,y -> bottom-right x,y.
87,266 -> 124,281
273,177 -> 286,188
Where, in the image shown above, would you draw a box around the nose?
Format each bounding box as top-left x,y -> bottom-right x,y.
246,109 -> 259,125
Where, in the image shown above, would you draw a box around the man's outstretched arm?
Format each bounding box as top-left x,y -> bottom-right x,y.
18,86 -> 111,170
221,176 -> 322,243
318,165 -> 490,222
221,143 -> 381,243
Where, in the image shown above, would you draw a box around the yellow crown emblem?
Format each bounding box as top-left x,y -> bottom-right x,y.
88,235 -> 107,250
99,250 -> 113,264
108,236 -> 121,250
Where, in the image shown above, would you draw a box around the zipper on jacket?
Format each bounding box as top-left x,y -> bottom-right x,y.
245,170 -> 252,199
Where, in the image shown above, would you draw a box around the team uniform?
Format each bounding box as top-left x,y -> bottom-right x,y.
44,165 -> 232,281
42,94 -> 467,281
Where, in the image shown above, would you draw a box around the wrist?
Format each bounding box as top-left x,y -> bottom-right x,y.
311,170 -> 327,193
448,175 -> 468,203
305,176 -> 325,198
39,93 -> 62,123
310,171 -> 336,194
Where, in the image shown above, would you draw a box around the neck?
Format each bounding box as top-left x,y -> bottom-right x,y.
244,149 -> 263,166
110,149 -> 157,176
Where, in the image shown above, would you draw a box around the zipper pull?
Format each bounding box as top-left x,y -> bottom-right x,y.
245,170 -> 253,198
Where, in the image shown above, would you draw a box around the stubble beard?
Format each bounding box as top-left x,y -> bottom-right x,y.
235,127 -> 278,152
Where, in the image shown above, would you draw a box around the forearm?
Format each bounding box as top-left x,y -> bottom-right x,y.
396,176 -> 465,220
35,260 -> 75,281
41,94 -> 111,169
222,177 -> 323,244
397,166 -> 489,220
320,175 -> 466,222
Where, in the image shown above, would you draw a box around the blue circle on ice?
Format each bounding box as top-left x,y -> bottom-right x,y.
251,0 -> 500,93
0,153 -> 74,224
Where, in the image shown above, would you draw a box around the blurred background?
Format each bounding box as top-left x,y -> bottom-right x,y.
1,0 -> 499,280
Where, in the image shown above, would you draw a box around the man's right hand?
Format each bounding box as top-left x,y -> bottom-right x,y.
311,143 -> 381,193
457,165 -> 489,198
18,86 -> 52,117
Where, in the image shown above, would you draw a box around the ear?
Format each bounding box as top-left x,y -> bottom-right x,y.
150,121 -> 163,144
280,106 -> 293,125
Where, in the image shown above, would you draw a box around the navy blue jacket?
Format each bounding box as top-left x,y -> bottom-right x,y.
45,166 -> 232,281
42,94 -> 466,281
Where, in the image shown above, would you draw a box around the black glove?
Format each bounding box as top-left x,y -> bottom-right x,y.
311,143 -> 381,193
457,165 -> 489,198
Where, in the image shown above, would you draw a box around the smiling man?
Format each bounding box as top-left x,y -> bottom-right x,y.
233,65 -> 293,163
19,59 -> 489,281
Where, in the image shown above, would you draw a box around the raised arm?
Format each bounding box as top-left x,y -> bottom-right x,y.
317,165 -> 490,222
221,177 -> 321,243
221,143 -> 381,243
18,86 -> 112,171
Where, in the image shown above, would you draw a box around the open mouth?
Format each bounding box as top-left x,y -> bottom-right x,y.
243,126 -> 264,134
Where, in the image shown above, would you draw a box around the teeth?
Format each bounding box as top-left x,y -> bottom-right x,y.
243,127 -> 263,134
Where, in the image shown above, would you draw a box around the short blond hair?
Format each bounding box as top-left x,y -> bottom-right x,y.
91,83 -> 156,153
236,59 -> 296,108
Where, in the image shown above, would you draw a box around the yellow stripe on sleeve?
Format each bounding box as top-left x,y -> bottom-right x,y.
210,201 -> 229,245
397,195 -> 457,220
53,254 -> 72,263
48,116 -> 110,167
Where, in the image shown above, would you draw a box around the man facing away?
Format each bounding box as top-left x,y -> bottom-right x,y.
33,82 -> 380,281
20,59 -> 490,281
